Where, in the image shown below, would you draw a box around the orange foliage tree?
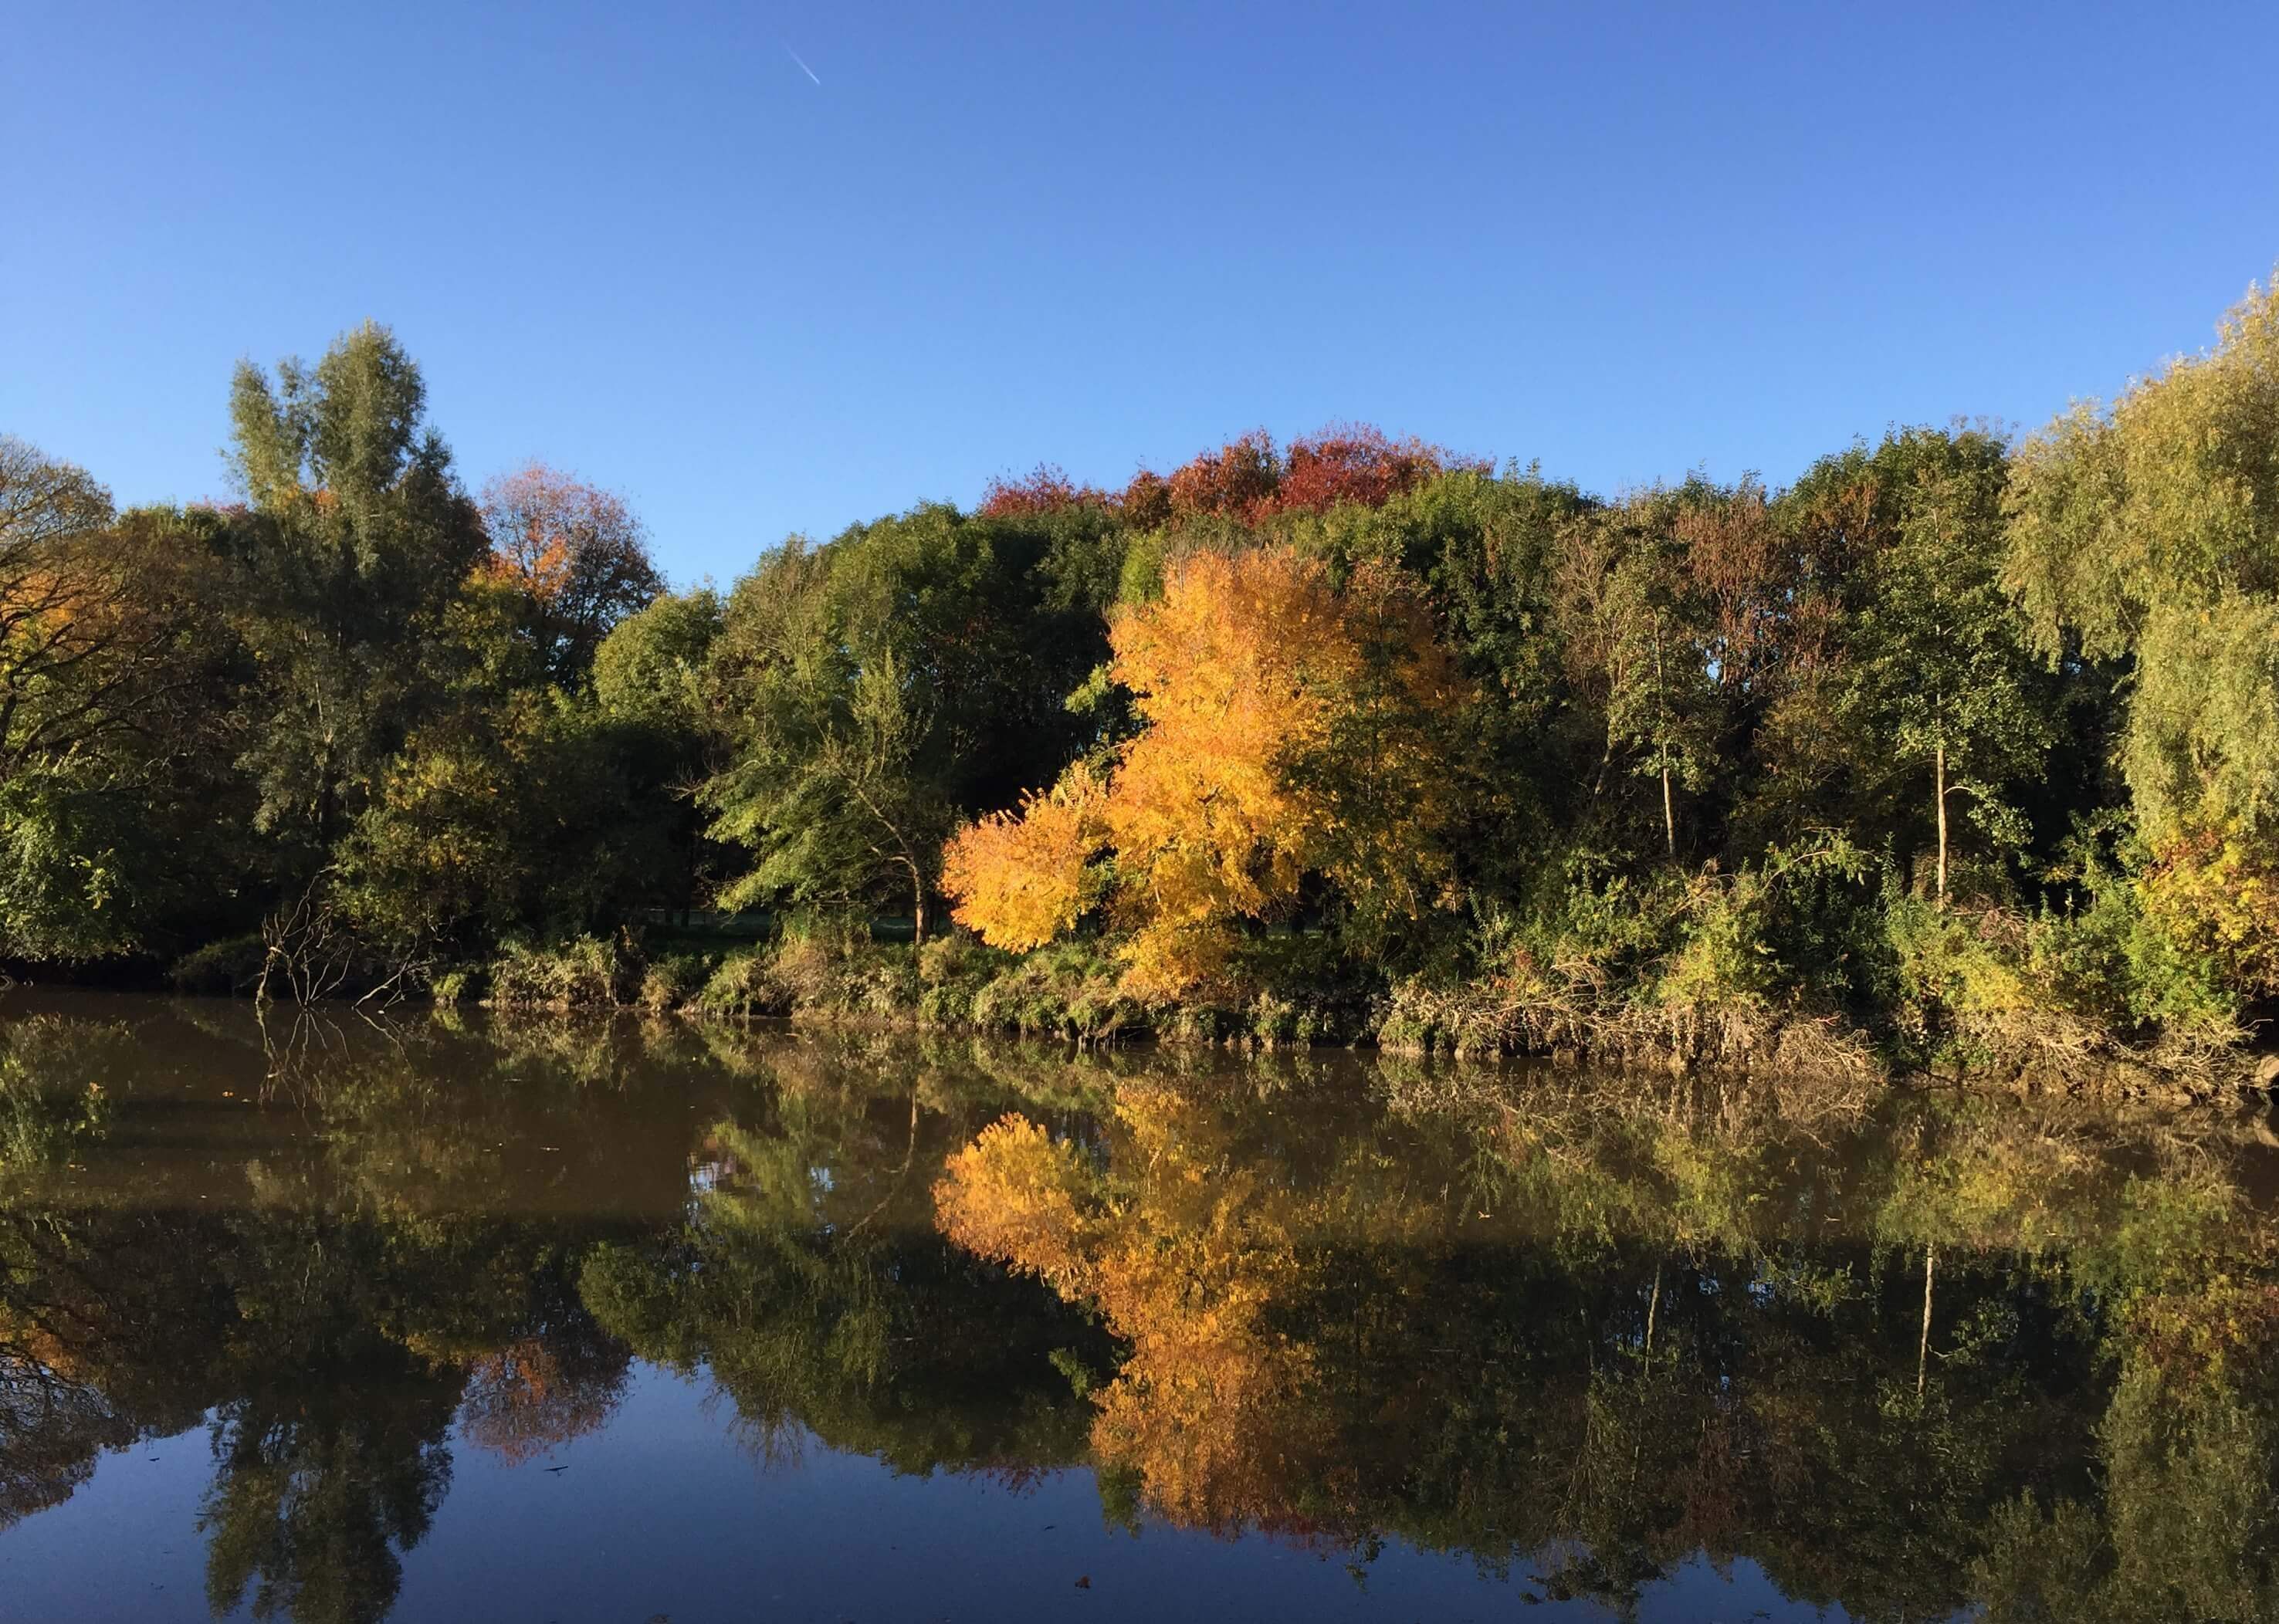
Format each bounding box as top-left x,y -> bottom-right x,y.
941,546 -> 1470,994
478,462 -> 662,680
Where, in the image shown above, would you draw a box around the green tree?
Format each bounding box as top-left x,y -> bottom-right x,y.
0,444 -> 244,956
701,505 -> 1110,936
2006,276 -> 2279,990
1844,428 -> 2054,900
222,323 -> 486,850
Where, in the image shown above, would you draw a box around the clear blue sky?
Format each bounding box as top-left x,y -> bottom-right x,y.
7,1 -> 2276,587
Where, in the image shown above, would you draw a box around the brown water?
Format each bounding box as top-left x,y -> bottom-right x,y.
3,990 -> 2277,1623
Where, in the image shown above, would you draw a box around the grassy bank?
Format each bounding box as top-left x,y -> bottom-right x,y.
155,895 -> 2275,1098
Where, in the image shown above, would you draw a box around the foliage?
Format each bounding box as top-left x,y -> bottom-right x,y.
2007,274 -> 2279,994
3,297 -> 2276,1074
476,461 -> 662,682
486,935 -> 628,1009
945,547 -> 1471,996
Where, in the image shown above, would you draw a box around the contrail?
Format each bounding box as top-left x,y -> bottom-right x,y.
785,43 -> 821,85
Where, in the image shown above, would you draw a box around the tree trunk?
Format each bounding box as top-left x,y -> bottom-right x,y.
1918,1241 -> 1936,1396
1934,741 -> 1948,905
911,867 -> 929,945
1661,760 -> 1675,858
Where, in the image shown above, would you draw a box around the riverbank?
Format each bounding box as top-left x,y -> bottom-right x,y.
136,911 -> 2277,1102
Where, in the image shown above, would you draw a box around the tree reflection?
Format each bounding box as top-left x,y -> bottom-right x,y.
577,1047 -> 1106,1477
5,999 -> 2279,1622
199,1383 -> 455,1624
939,1069 -> 2279,1620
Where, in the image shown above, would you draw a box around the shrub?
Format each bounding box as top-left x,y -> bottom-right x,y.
638,952 -> 716,1014
695,949 -> 782,1018
431,964 -> 487,1004
168,933 -> 269,996
489,936 -> 627,1009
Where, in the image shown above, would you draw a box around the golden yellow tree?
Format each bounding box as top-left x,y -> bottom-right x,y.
942,547 -> 1468,995
937,765 -> 1109,952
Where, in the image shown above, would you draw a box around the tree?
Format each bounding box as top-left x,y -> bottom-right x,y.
943,546 -> 1470,993
0,445 -> 241,957
700,540 -> 946,935
1549,496 -> 1722,856
222,322 -> 487,847
701,502 -> 1111,937
477,462 -> 662,683
2007,276 -> 2279,987
592,587 -> 723,734
0,441 -> 199,788
1844,429 -> 2052,901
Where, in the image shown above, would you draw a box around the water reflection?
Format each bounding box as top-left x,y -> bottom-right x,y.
2,993 -> 2278,1621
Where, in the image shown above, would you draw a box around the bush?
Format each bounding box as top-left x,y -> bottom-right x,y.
168,933 -> 269,996
732,912 -> 918,1020
695,949 -> 782,1018
431,964 -> 487,1004
1884,878 -> 2242,1079
963,938 -> 1149,1040
488,936 -> 627,1009
638,951 -> 716,1014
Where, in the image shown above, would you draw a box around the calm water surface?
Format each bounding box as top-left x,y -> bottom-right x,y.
3,993 -> 2277,1623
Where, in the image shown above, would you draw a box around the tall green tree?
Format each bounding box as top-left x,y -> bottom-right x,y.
222,323 -> 486,850
1844,428 -> 2053,900
2007,276 -> 2279,991
700,504 -> 1112,936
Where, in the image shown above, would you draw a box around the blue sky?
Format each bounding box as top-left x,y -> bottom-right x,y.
6,1 -> 2275,586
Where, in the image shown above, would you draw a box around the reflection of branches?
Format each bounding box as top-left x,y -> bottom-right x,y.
838,1088 -> 921,1245
254,1003 -> 347,1107
253,996 -> 423,1110
0,1340 -> 130,1531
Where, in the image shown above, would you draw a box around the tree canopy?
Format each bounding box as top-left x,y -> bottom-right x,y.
5,283 -> 2277,1067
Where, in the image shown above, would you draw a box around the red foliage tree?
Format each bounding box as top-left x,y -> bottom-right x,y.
1116,469 -> 1174,529
1167,430 -> 1282,522
977,464 -> 1109,519
1268,424 -> 1470,517
981,426 -> 1477,532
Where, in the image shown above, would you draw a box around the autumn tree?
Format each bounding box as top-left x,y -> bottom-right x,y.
943,546 -> 1470,993
1271,424 -> 1470,516
0,443 -> 242,956
478,462 -> 662,683
1165,430 -> 1282,523
975,464 -> 1109,519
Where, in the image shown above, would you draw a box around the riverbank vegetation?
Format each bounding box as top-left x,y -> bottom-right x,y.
5,278 -> 2279,1084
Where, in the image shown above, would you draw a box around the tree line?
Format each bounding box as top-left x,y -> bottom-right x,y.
3,279 -> 2276,1069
